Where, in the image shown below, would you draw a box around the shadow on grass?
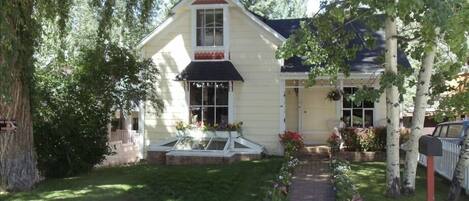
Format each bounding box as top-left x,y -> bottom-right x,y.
0,158 -> 282,201
350,162 -> 469,201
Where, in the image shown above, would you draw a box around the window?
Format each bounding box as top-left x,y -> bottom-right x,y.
190,82 -> 229,125
342,87 -> 374,127
196,9 -> 223,46
447,124 -> 463,138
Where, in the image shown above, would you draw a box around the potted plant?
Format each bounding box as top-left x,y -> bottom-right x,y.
326,88 -> 342,101
175,121 -> 187,137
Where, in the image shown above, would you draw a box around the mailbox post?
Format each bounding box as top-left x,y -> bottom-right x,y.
419,135 -> 443,201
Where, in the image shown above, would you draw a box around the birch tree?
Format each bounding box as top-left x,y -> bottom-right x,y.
401,1 -> 469,193
449,127 -> 469,201
277,0 -> 469,197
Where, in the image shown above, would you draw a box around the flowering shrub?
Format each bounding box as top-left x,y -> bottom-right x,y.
265,131 -> 303,201
331,159 -> 363,201
279,131 -> 304,157
327,131 -> 342,157
339,127 -> 410,152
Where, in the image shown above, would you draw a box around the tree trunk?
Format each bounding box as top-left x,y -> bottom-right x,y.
0,80 -> 40,192
384,16 -> 401,198
402,45 -> 437,194
0,0 -> 40,192
448,131 -> 469,201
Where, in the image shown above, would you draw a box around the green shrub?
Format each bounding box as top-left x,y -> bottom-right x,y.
33,44 -> 162,178
330,159 -> 362,201
339,127 -> 409,152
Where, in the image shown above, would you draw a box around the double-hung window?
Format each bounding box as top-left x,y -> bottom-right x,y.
196,9 -> 224,46
189,82 -> 229,125
342,87 -> 374,127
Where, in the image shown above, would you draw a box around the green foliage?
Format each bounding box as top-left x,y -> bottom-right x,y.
33,43 -> 162,178
330,159 -> 362,201
339,127 -> 410,152
241,0 -> 306,19
276,0 -> 469,107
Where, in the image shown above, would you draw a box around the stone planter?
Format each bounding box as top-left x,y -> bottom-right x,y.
337,151 -> 385,162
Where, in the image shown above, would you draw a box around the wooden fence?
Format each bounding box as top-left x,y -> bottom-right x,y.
418,139 -> 469,194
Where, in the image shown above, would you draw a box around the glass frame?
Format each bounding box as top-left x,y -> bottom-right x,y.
196,9 -> 224,47
189,82 -> 229,125
342,87 -> 375,127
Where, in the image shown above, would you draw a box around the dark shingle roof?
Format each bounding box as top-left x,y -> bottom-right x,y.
261,18 -> 411,73
176,61 -> 244,81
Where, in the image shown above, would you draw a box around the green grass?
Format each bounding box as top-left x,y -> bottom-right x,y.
0,158 -> 282,201
350,162 -> 469,201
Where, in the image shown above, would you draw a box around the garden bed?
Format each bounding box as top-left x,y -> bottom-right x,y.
337,151 -> 385,162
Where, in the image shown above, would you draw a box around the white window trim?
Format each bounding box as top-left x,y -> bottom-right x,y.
341,86 -> 376,128
191,4 -> 230,60
187,81 -> 234,125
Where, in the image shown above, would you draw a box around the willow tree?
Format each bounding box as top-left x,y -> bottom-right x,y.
277,0 -> 468,197
0,0 -> 169,192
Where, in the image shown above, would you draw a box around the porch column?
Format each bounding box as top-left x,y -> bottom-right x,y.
336,79 -> 344,121
228,81 -> 235,123
138,101 -> 146,159
280,80 -> 286,133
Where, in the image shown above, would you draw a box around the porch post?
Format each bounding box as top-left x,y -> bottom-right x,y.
280,80 -> 286,133
336,79 -> 344,121
228,81 -> 235,123
138,101 -> 145,159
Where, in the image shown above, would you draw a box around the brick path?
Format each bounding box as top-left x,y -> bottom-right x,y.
289,146 -> 335,201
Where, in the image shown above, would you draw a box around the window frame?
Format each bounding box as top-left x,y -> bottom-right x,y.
341,87 -> 375,128
188,81 -> 230,125
196,8 -> 224,47
191,4 -> 229,60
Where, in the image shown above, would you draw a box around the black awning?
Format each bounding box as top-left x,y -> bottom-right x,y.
176,61 -> 244,81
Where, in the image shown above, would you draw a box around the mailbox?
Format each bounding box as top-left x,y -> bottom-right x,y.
419,135 -> 442,156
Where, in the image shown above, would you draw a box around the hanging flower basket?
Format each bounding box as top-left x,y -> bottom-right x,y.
326,89 -> 343,101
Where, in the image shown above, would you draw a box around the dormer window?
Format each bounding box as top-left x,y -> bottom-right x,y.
196,9 -> 224,46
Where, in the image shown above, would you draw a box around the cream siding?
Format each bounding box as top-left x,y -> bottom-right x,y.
141,5 -> 284,155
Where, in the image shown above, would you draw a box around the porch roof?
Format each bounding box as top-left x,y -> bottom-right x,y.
262,18 -> 412,73
175,61 -> 244,81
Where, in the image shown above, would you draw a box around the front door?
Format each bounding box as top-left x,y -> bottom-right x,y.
301,87 -> 337,144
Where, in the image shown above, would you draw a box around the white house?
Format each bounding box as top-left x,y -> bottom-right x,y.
136,0 -> 411,161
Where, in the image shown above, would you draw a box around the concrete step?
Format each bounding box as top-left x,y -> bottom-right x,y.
299,145 -> 331,160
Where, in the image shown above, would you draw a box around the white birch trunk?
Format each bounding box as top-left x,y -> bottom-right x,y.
448,129 -> 469,201
402,45 -> 437,194
384,16 -> 401,198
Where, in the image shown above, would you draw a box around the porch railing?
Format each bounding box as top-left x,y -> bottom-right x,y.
418,140 -> 469,194
110,129 -> 137,144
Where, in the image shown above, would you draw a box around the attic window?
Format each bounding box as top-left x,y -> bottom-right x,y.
196,9 -> 224,46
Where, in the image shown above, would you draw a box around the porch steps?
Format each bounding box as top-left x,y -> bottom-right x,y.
299,144 -> 330,160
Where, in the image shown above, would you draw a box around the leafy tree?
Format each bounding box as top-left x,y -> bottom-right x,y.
241,0 -> 306,19
277,0 -> 468,197
0,0 -> 171,191
34,43 -> 162,177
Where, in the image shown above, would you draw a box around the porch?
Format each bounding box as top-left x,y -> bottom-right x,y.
280,73 -> 387,145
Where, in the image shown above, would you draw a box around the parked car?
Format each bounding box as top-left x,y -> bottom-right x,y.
432,120 -> 469,145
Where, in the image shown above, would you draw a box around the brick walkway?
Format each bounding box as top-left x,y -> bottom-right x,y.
289,146 -> 335,201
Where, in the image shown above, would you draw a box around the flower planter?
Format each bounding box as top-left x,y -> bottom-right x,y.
176,129 -> 239,138
337,151 -> 385,162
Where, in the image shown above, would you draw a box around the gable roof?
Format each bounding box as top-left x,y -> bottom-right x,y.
260,18 -> 411,73
137,0 -> 286,49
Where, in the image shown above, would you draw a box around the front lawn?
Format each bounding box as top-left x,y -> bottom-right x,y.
350,162 -> 469,201
1,158 -> 282,201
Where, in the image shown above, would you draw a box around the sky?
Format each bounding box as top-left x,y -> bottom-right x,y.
306,0 -> 321,17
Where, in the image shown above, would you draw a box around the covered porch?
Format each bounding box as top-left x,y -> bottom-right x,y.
280,73 -> 386,145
